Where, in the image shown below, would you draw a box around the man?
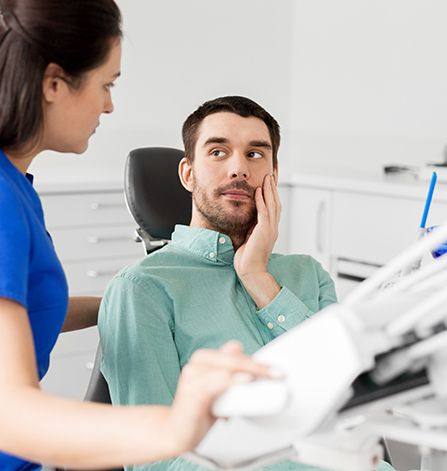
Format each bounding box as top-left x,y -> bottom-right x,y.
99,96 -> 390,471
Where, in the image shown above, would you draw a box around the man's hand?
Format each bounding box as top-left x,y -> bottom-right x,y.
234,174 -> 281,309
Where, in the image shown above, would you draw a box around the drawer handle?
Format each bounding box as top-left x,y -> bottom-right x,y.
86,269 -> 118,278
87,236 -> 132,244
85,361 -> 95,370
316,201 -> 326,254
89,202 -> 124,210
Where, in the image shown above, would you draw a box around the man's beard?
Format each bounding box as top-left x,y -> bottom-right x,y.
192,180 -> 257,239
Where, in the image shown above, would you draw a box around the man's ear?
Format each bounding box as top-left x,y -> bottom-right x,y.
42,63 -> 69,104
178,157 -> 194,193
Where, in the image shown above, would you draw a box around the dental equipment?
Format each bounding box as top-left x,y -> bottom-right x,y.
186,222 -> 447,471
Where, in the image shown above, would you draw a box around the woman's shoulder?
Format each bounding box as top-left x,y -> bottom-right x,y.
0,172 -> 27,214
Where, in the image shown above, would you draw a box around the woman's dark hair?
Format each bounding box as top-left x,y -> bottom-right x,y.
182,96 -> 281,168
0,0 -> 122,150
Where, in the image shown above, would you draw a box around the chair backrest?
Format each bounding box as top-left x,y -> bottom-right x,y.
124,147 -> 192,253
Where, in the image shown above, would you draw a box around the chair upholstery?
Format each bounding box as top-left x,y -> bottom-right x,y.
124,147 -> 191,254
83,344 -> 112,404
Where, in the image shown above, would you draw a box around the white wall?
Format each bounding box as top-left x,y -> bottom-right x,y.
31,0 -> 295,184
287,0 -> 447,177
31,1 -> 447,183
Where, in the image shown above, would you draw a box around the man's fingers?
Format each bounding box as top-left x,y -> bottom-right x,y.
261,175 -> 281,231
271,175 -> 282,219
262,174 -> 275,215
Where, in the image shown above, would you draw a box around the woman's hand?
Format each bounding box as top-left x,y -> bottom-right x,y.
165,341 -> 274,454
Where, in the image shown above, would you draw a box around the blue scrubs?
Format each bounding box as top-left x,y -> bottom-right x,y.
0,149 -> 69,470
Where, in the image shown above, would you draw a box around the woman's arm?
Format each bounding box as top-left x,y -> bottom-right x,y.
61,296 -> 101,332
0,298 -> 271,469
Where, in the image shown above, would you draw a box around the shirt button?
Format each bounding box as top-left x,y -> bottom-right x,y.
277,315 -> 286,323
219,237 -> 226,244
267,322 -> 274,330
208,252 -> 216,259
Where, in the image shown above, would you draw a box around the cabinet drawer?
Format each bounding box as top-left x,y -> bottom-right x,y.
51,225 -> 142,262
41,350 -> 97,399
289,187 -> 333,271
332,192 -> 447,265
51,326 -> 99,357
41,192 -> 133,228
64,257 -> 138,295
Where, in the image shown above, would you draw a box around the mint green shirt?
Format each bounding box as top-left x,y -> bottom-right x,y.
99,225 -> 392,471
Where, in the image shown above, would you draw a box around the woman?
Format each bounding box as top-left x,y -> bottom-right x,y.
0,1 -> 273,469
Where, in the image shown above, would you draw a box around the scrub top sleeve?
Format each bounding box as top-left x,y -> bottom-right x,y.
0,187 -> 30,307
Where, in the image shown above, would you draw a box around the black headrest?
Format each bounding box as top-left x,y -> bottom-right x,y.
124,147 -> 192,240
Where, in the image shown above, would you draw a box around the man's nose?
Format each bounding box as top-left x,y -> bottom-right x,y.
228,154 -> 249,179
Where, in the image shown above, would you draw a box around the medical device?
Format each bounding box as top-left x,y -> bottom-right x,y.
187,223 -> 447,471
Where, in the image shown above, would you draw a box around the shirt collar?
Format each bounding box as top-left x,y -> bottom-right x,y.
171,225 -> 235,265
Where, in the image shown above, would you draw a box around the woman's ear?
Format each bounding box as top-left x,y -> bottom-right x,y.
42,63 -> 69,104
178,157 -> 194,192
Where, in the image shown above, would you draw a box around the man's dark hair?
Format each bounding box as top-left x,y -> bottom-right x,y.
182,96 -> 280,168
0,0 -> 122,150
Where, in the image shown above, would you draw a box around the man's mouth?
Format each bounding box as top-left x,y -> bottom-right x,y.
222,190 -> 252,201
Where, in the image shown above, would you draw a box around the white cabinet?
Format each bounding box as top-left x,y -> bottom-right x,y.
332,191 -> 447,266
288,186 -> 333,271
39,185 -> 142,399
287,174 -> 447,300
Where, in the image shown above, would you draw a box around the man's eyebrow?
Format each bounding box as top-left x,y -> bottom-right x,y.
248,140 -> 272,149
203,137 -> 229,147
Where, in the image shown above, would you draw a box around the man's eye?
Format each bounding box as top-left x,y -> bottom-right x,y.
211,150 -> 225,158
248,151 -> 263,159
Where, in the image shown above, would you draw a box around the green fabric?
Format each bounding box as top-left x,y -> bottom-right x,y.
99,225 -> 391,471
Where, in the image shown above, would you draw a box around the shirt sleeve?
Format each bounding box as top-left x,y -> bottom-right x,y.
256,256 -> 337,337
0,184 -> 30,306
315,259 -> 338,310
99,272 -> 211,471
98,271 -> 181,407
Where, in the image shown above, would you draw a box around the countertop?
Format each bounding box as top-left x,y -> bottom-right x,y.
284,171 -> 447,202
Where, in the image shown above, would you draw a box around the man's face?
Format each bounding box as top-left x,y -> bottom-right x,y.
180,112 -> 277,236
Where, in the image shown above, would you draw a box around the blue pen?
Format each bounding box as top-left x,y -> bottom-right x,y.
419,171 -> 437,234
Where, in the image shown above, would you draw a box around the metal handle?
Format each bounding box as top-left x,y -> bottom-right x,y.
87,235 -> 132,244
89,202 -> 124,210
316,200 -> 326,254
86,269 -> 118,278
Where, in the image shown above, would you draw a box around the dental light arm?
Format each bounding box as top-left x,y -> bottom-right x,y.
186,223 -> 447,471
